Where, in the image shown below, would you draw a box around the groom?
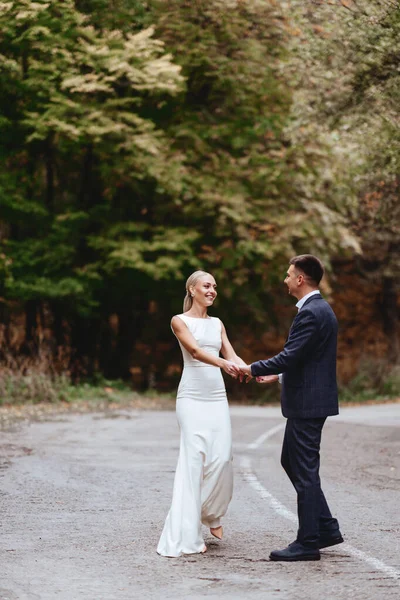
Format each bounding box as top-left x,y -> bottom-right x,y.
239,254 -> 343,561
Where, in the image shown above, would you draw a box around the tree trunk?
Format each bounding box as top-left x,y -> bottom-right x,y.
52,302 -> 65,348
70,316 -> 99,381
114,309 -> 135,380
98,314 -> 118,379
381,276 -> 400,363
24,299 -> 38,354
0,299 -> 10,358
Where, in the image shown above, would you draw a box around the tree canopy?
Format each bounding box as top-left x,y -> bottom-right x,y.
0,0 -> 398,385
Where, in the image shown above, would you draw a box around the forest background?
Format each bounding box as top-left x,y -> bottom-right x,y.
0,0 -> 399,405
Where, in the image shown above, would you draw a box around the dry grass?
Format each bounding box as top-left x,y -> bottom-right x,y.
0,347 -> 74,404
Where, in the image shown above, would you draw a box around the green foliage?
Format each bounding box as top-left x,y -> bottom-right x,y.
287,0 -> 400,280
285,0 -> 400,360
91,224 -> 201,280
0,0 -> 184,316
4,0 -> 397,387
145,0 -> 359,323
0,0 -> 360,344
76,0 -> 153,33
0,369 -> 134,405
0,371 -> 71,404
339,359 -> 400,403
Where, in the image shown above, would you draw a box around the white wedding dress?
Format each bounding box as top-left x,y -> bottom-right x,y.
157,314 -> 233,557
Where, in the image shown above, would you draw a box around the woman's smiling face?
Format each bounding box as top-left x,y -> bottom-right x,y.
190,275 -> 217,306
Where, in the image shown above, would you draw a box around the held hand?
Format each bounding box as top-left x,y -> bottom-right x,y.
238,364 -> 253,383
256,375 -> 279,384
222,360 -> 241,379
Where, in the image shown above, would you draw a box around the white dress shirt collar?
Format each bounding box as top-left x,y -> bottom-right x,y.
296,289 -> 320,312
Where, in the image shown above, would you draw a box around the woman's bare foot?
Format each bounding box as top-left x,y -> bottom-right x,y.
201,545 -> 207,553
210,526 -> 223,540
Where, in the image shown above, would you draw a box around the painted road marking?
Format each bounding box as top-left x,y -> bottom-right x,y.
247,422 -> 286,450
242,424 -> 400,582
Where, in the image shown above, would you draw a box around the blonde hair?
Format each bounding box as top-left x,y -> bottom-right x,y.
183,270 -> 212,312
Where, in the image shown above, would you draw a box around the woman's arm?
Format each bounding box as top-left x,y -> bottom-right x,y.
220,321 -> 248,368
171,316 -> 238,377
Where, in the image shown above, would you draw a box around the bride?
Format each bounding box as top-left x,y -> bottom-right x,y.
157,270 -> 245,557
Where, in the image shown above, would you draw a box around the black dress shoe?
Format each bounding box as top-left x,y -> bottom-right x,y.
318,533 -> 344,549
270,542 -> 320,562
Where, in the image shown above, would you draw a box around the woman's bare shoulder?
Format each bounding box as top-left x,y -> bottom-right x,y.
171,314 -> 186,327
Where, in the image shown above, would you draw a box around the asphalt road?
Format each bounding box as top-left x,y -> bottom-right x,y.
0,402 -> 399,600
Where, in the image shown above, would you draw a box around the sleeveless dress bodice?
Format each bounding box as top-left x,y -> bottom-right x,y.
175,315 -> 221,366
174,314 -> 227,402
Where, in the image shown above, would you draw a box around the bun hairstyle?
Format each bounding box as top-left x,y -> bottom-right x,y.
183,270 -> 211,312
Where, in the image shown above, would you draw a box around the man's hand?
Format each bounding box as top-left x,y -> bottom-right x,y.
238,364 -> 253,383
256,375 -> 279,384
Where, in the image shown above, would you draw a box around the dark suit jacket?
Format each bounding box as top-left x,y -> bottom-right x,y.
251,293 -> 339,419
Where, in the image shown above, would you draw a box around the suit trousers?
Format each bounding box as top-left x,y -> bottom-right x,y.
281,417 -> 340,548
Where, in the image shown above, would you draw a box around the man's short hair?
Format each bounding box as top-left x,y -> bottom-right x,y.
289,254 -> 324,285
